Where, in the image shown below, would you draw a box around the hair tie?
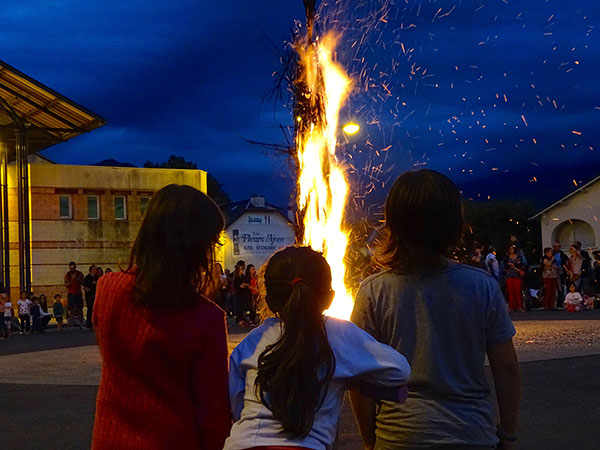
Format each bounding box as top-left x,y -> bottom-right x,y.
291,277 -> 304,287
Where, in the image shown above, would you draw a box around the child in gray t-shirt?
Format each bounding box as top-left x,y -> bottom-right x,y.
350,169 -> 520,450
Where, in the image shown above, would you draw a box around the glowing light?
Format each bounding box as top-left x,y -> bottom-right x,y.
342,123 -> 360,135
296,33 -> 353,320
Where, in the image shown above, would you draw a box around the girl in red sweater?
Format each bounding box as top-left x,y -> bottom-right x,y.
92,184 -> 231,450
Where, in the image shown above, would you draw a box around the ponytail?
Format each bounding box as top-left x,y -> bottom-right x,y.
255,246 -> 335,438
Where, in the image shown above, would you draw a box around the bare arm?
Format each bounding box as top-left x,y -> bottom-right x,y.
487,339 -> 521,448
349,389 -> 376,450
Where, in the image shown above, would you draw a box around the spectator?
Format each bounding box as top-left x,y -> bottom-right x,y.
3,295 -> 13,338
38,294 -> 52,329
224,246 -> 410,450
83,265 -> 99,329
575,241 -> 592,294
564,284 -> 584,312
17,290 -> 32,334
92,184 -> 230,450
53,294 -> 65,332
505,246 -> 524,312
30,296 -> 42,333
210,262 -> 228,310
553,241 -> 569,308
246,264 -> 259,323
0,294 -> 7,339
234,263 -> 252,325
469,242 -> 489,273
96,267 -> 104,277
541,247 -> 559,310
567,245 -> 582,291
64,261 -> 85,329
350,169 -> 520,450
105,268 -> 112,273
486,246 -> 501,282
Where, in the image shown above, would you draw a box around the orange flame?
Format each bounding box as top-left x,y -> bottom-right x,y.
296,33 -> 353,319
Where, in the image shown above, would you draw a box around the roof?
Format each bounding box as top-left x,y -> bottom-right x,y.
0,59 -> 105,160
221,198 -> 293,228
530,174 -> 600,219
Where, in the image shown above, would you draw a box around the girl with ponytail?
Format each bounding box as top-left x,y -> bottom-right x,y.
224,246 -> 411,450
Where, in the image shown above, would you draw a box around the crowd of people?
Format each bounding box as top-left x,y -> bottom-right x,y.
466,237 -> 598,313
210,260 -> 260,326
0,262 -> 112,338
90,176 -> 520,450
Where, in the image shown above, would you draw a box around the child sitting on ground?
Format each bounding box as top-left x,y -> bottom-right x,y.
3,295 -> 12,338
564,284 -> 584,312
30,296 -> 42,333
53,294 -> 64,332
224,246 -> 411,450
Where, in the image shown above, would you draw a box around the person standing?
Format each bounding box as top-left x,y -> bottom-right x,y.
3,295 -> 12,338
553,241 -> 569,308
64,262 -> 85,329
350,170 -> 520,450
17,291 -> 32,334
92,184 -> 230,450
567,245 -> 583,291
486,246 -> 501,282
82,265 -> 98,329
469,242 -> 490,273
575,241 -> 592,294
233,263 -> 251,325
504,246 -> 524,312
53,294 -> 65,332
541,247 -> 559,310
0,294 -> 7,339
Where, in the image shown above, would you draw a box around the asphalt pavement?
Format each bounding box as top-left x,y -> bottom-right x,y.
1,313 -> 599,450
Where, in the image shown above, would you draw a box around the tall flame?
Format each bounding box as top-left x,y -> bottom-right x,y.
296,33 -> 354,319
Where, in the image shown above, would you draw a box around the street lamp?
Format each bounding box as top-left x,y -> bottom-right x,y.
342,122 -> 360,135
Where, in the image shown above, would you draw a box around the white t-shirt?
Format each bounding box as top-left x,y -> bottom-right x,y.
3,301 -> 11,317
17,299 -> 32,315
564,292 -> 583,306
224,317 -> 411,450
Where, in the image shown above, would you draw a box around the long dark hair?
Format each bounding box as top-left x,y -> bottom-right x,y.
126,184 -> 224,308
377,169 -> 463,274
255,246 -> 335,438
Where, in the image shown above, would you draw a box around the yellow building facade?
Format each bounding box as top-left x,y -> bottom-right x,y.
3,158 -> 207,299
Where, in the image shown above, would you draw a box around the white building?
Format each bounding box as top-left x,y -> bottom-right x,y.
532,176 -> 600,251
218,196 -> 296,271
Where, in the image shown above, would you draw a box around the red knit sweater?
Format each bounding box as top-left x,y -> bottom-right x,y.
92,271 -> 231,449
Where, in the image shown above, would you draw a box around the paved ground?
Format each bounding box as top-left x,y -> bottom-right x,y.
1,312 -> 599,449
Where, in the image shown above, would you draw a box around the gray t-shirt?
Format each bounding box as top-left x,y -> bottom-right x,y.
351,261 -> 515,449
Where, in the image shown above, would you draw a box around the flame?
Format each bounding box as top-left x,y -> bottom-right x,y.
296,33 -> 354,319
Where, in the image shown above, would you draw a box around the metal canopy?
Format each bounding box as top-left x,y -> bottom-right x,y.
0,59 -> 105,159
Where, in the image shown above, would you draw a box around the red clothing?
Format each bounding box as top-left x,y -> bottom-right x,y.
92,271 -> 231,450
64,270 -> 84,294
543,277 -> 558,310
506,277 -> 522,311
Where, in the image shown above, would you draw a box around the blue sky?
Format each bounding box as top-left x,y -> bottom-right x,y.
2,0 -> 599,207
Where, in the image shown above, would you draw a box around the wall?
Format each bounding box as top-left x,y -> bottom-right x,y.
539,180 -> 600,252
222,211 -> 296,271
4,162 -> 207,299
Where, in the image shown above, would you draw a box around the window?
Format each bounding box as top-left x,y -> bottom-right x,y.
114,196 -> 127,220
59,195 -> 72,219
140,197 -> 150,216
87,195 -> 99,219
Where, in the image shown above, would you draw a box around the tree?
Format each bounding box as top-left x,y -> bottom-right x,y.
462,199 -> 541,263
144,154 -> 231,206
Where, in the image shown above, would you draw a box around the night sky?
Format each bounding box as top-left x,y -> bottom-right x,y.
2,1 -> 599,209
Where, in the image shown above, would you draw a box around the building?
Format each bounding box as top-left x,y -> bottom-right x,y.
1,59 -> 105,296
219,196 -> 296,271
6,158 -> 207,299
531,175 -> 600,252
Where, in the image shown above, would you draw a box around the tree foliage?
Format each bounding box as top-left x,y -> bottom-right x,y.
462,199 -> 541,263
143,154 -> 231,206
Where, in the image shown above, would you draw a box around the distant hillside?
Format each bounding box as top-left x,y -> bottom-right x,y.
93,159 -> 136,168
